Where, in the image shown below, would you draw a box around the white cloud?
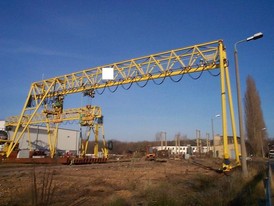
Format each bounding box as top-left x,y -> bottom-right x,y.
0,39 -> 87,59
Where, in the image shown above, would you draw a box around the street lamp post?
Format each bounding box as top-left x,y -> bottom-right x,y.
160,131 -> 167,150
261,127 -> 266,158
234,32 -> 263,177
211,114 -> 220,157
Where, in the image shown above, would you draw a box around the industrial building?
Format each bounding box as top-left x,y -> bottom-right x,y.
213,135 -> 241,159
0,120 -> 80,157
153,145 -> 213,156
152,134 -> 241,160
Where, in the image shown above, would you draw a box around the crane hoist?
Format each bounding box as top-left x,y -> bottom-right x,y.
2,40 -> 240,171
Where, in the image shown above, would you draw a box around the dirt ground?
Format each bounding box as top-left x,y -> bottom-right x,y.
0,158 -> 268,206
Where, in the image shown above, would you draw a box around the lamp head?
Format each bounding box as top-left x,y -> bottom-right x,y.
246,32 -> 263,41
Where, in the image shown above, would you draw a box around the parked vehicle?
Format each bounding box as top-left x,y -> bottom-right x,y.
269,149 -> 274,159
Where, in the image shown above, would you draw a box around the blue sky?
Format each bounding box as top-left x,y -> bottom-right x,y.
0,0 -> 273,142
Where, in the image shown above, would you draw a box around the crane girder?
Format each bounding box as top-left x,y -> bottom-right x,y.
5,106 -> 102,126
29,40 -> 221,100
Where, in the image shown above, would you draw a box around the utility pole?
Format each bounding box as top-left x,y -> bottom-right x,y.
161,133 -> 163,150
206,132 -> 210,154
211,114 -> 220,157
261,128 -> 266,158
196,129 -> 201,157
164,132 -> 167,149
160,131 -> 167,150
175,135 -> 177,155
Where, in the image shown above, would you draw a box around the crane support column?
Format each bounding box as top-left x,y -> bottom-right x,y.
219,41 -> 230,171
94,124 -> 99,157
224,56 -> 240,165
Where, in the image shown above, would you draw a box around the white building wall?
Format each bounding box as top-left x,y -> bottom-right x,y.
0,121 -> 5,130
6,124 -> 79,154
56,128 -> 79,153
153,145 -> 212,155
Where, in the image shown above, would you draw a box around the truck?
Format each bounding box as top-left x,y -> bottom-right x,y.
145,146 -> 169,161
0,123 -> 9,156
146,146 -> 156,161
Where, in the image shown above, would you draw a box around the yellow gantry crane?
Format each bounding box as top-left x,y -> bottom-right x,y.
4,105 -> 108,158
3,40 -> 239,170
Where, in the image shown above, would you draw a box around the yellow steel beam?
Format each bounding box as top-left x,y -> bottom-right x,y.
219,40 -> 230,170
5,106 -> 102,126
94,123 -> 99,158
101,126 -> 108,158
6,80 -> 57,157
27,40 -> 221,100
224,56 -> 240,166
80,127 -> 92,157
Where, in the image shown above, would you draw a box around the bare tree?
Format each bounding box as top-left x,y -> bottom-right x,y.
244,75 -> 267,156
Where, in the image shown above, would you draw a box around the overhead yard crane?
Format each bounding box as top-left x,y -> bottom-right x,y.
2,40 -> 239,170
4,105 -> 107,159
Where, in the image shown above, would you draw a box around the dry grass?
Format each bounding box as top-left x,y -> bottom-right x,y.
0,158 -> 270,206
